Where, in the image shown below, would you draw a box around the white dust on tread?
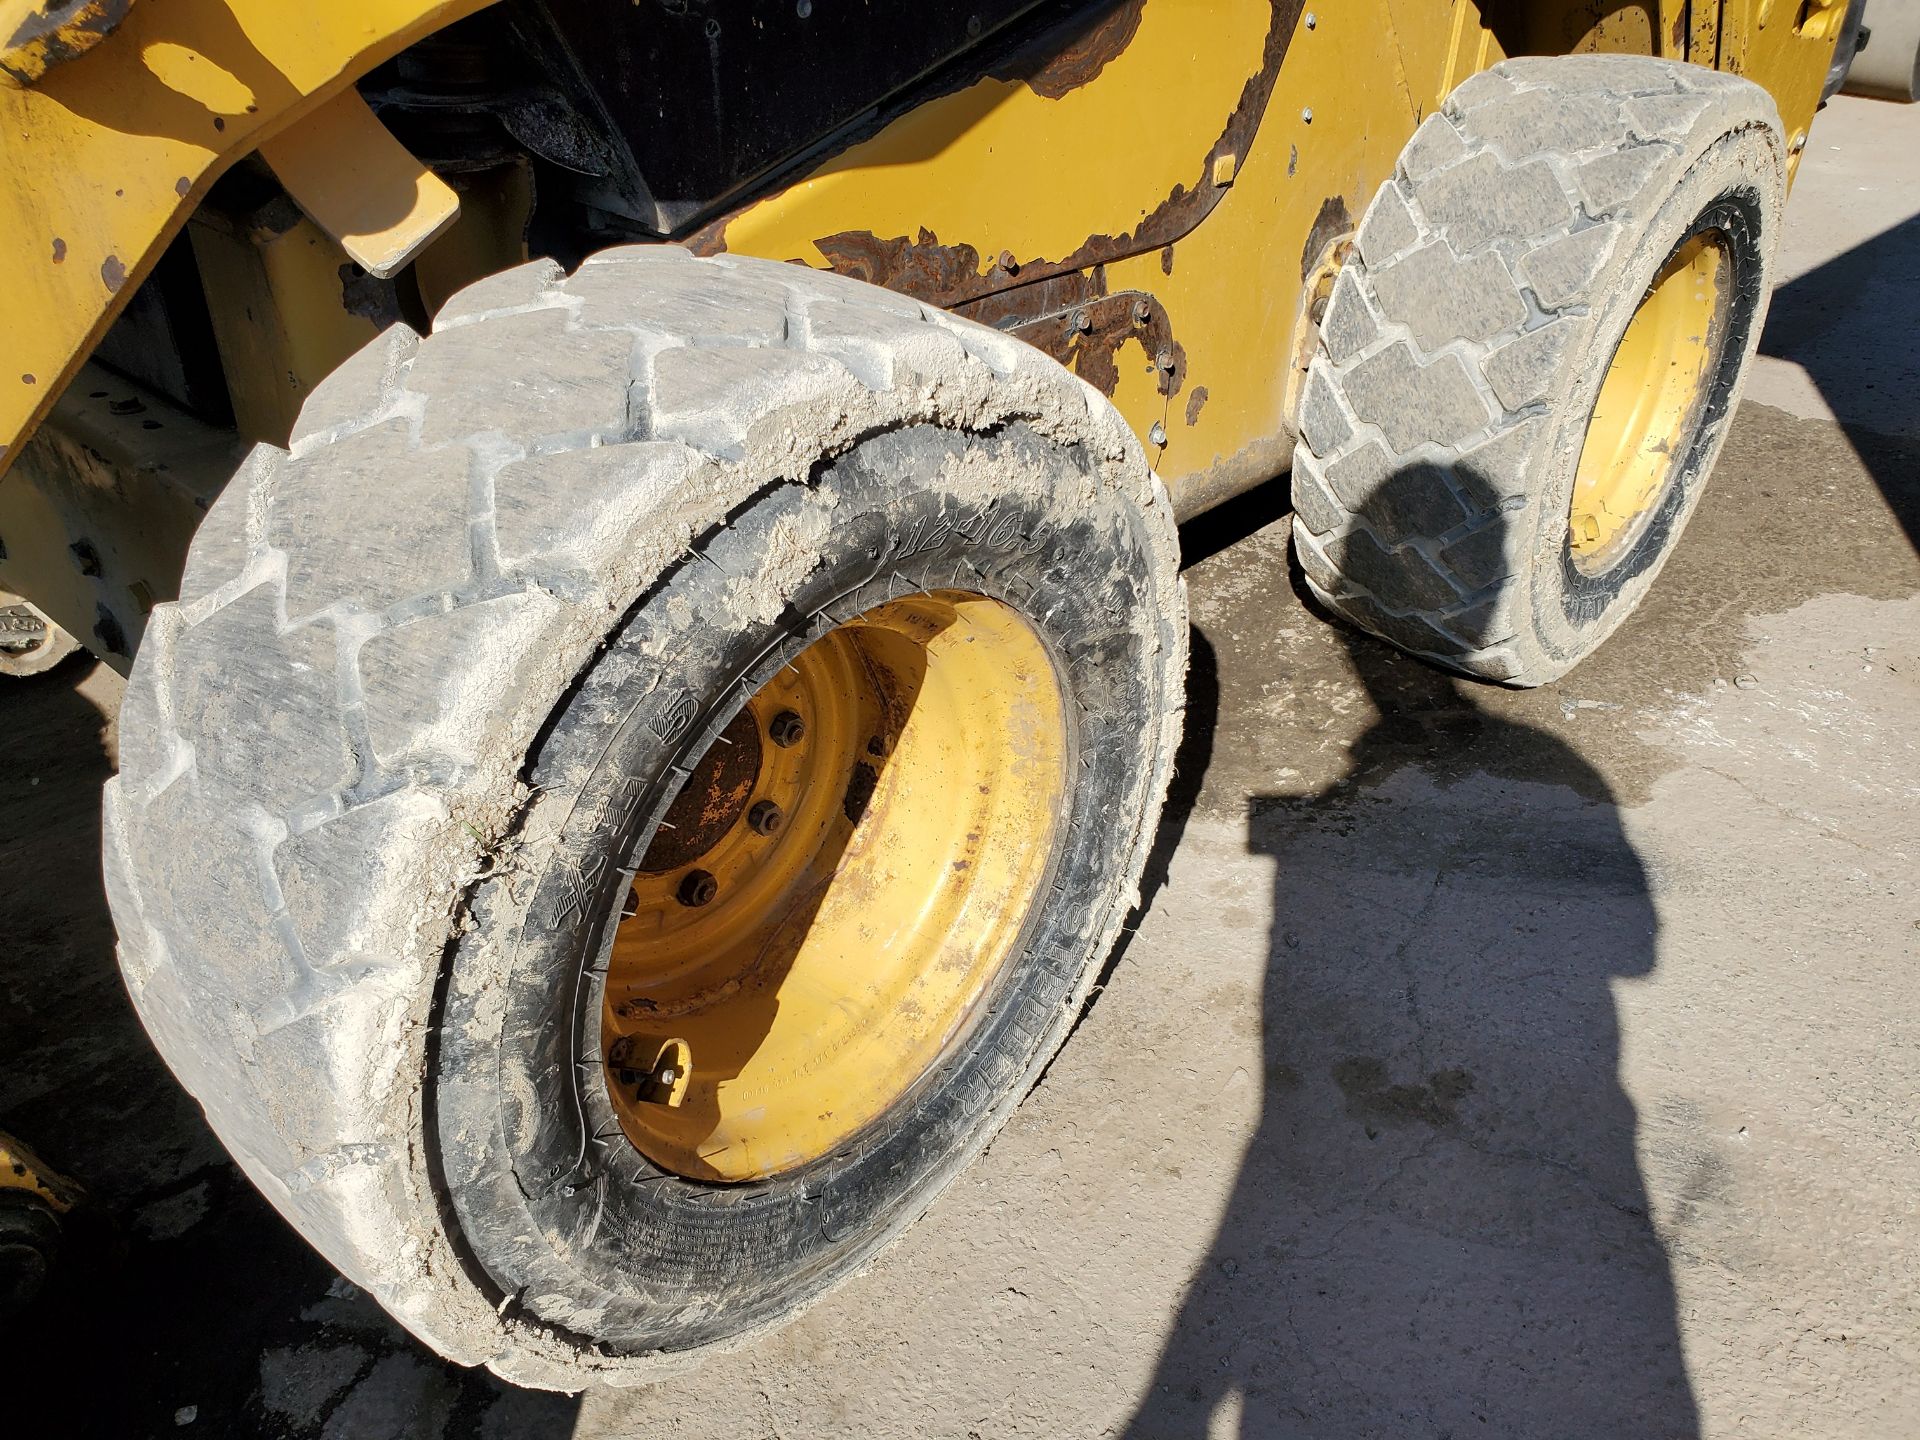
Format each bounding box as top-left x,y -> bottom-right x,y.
436,261 -> 1172,1389
720,488 -> 838,627
114,247 -> 1177,1392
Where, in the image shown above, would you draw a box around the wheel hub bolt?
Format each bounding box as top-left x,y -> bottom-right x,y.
747,800 -> 784,835
768,709 -> 806,747
677,869 -> 718,907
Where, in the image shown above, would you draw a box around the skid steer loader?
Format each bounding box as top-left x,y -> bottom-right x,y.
0,0 -> 1852,1388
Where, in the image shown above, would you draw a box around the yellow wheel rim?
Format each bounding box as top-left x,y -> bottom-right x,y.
601,591 -> 1068,1183
1570,232 -> 1729,574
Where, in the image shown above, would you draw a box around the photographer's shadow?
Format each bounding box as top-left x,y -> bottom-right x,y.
1127,622 -> 1698,1438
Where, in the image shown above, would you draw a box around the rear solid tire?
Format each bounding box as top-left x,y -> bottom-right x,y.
1291,56 -> 1785,686
104,251 -> 1184,1386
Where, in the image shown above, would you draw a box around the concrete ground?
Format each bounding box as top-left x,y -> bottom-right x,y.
3,94 -> 1916,1439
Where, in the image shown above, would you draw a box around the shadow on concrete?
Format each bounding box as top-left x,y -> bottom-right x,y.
1117,164 -> 1920,1436
1759,211 -> 1920,553
0,661 -> 579,1438
1123,613 -> 1698,1437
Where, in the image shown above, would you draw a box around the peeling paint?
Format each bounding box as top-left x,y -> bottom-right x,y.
810,227 -> 987,309
991,0 -> 1147,100
1300,194 -> 1354,283
337,263 -> 408,327
958,274 -> 1187,403
0,0 -> 134,87
688,2 -> 1301,314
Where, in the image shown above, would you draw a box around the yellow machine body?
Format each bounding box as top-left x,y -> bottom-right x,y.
0,0 -> 1844,650
0,0 -> 490,474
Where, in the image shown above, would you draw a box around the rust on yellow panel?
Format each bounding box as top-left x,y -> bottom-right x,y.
702,0 -> 1500,511
0,0 -> 496,479
693,0 -> 1274,302
1125,0 -> 1497,503
1656,0 -> 1689,56
258,86 -> 461,279
1108,0 -> 1498,504
1691,0 -> 1724,67
0,0 -> 135,88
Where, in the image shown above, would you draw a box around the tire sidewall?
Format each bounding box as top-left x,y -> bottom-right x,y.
436,422 -> 1174,1354
1519,123 -> 1781,673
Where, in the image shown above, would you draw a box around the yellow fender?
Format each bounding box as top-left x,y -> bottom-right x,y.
0,0 -> 493,480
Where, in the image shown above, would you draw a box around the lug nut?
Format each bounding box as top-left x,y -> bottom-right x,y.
747,800 -> 784,835
1133,298 -> 1151,324
768,709 -> 806,747
677,869 -> 718,907
607,1036 -> 692,1108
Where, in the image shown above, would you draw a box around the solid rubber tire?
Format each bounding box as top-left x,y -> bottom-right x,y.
438,421 -> 1175,1353
103,249 -> 1185,1386
1291,55 -> 1786,686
